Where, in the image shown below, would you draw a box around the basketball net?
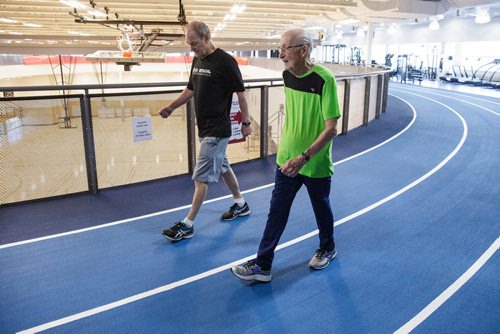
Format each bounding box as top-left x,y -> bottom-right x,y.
116,31 -> 136,57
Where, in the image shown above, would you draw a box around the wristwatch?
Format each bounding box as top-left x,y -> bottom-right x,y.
301,152 -> 311,161
242,121 -> 251,127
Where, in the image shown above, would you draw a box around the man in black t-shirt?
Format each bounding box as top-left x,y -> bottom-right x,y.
159,21 -> 253,242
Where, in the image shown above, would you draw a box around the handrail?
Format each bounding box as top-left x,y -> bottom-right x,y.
0,68 -> 391,93
0,69 -> 390,204
0,78 -> 284,93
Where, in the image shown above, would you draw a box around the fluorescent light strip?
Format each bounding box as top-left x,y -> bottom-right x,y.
59,0 -> 88,10
23,23 -> 43,28
0,17 -> 17,24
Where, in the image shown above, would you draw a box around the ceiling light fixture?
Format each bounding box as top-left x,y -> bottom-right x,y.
230,4 -> 246,14
475,10 -> 490,24
23,23 -> 43,28
429,20 -> 439,31
216,2 -> 245,32
387,24 -> 397,34
59,0 -> 87,10
0,17 -> 18,24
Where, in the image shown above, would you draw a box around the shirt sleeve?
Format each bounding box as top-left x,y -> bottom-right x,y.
187,58 -> 196,91
224,55 -> 245,93
322,75 -> 341,120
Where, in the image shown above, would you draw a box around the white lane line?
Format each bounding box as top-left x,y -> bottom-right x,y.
438,92 -> 500,106
394,237 -> 500,334
18,93 -> 467,333
0,94 -> 416,250
389,83 -> 500,104
335,95 -> 417,166
392,87 -> 500,117
0,184 -> 270,250
16,254 -> 259,334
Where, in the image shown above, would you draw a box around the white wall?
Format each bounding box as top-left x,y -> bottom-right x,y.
343,16 -> 499,45
323,16 -> 499,66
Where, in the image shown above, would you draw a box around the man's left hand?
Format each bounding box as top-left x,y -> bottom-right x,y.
279,155 -> 306,177
241,124 -> 252,137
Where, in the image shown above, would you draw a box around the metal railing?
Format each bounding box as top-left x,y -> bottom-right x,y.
1,71 -> 390,204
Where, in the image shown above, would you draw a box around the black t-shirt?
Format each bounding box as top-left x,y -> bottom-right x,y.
187,48 -> 245,138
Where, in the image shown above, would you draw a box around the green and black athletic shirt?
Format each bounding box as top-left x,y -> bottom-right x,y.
277,64 -> 341,178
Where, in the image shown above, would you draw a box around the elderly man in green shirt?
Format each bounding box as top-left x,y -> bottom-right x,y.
232,27 -> 341,282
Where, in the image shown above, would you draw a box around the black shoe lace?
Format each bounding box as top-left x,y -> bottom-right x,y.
315,249 -> 326,259
229,203 -> 238,212
243,260 -> 257,269
172,222 -> 184,231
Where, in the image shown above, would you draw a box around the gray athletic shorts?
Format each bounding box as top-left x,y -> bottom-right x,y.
192,136 -> 230,183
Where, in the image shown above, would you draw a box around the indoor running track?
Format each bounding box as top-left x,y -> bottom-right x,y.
1,84 -> 499,333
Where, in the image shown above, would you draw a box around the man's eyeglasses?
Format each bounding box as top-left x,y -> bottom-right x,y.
278,44 -> 304,52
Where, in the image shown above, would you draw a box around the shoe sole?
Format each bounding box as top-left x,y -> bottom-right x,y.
162,233 -> 194,241
221,209 -> 251,221
309,251 -> 337,270
230,268 -> 272,282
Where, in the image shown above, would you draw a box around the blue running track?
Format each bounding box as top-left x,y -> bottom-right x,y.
0,83 -> 499,333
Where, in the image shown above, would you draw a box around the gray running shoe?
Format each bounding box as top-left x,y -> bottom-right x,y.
231,260 -> 272,282
309,248 -> 337,270
162,221 -> 194,241
221,202 -> 250,221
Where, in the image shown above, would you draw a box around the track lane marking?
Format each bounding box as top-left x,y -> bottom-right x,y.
0,94 -> 415,250
394,237 -> 500,334
392,87 -> 500,117
390,83 -> 500,104
17,94 -> 468,333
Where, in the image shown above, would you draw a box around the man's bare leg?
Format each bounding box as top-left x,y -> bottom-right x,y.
186,180 -> 208,221
221,167 -> 243,199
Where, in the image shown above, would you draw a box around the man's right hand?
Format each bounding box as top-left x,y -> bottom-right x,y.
159,106 -> 174,118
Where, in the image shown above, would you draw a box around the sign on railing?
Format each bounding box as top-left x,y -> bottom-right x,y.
229,96 -> 245,144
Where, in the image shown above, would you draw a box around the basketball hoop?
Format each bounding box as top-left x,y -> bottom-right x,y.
86,51 -> 167,71
87,29 -> 166,71
117,32 -> 136,53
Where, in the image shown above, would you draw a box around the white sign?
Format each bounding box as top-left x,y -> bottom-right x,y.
132,116 -> 152,142
229,95 -> 245,144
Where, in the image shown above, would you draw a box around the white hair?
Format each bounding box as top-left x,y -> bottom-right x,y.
288,28 -> 313,58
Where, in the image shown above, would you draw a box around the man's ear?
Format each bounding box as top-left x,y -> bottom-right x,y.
301,46 -> 308,59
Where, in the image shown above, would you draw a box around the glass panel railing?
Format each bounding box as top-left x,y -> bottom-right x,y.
1,96 -> 88,204
226,87 -> 262,164
90,92 -> 189,189
267,86 -> 285,155
1,72 -> 388,204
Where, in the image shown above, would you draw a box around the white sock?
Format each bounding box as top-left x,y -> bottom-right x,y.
182,217 -> 194,228
234,197 -> 245,206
